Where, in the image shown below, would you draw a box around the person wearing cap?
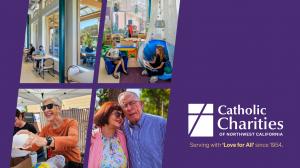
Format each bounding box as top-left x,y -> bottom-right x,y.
16,97 -> 82,168
118,91 -> 166,168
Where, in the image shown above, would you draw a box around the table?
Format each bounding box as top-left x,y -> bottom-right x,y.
32,55 -> 53,77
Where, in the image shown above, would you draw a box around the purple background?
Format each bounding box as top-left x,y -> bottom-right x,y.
0,0 -> 300,168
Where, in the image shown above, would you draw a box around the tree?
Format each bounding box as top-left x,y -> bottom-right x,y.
140,89 -> 170,119
97,89 -> 126,106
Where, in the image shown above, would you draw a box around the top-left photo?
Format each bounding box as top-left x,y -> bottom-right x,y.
21,0 -> 102,83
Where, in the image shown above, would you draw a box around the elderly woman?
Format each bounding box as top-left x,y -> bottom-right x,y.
88,101 -> 128,168
16,97 -> 82,168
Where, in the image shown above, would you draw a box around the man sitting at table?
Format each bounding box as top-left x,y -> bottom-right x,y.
33,45 -> 46,69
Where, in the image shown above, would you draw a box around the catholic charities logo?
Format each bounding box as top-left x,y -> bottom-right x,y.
188,103 -> 284,138
188,104 -> 214,137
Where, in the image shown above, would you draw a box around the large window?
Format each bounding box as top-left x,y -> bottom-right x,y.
78,0 -> 101,69
46,12 -> 59,57
108,0 -> 147,35
31,21 -> 38,48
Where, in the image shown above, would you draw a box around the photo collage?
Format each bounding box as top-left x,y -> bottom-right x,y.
12,0 -> 180,168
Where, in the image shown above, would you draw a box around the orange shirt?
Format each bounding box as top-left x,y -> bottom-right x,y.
32,118 -> 81,163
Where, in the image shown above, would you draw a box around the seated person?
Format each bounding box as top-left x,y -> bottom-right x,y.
85,44 -> 94,53
16,97 -> 82,168
33,45 -> 46,69
28,43 -> 35,55
106,42 -> 128,79
14,109 -> 37,135
142,46 -> 166,83
12,109 -> 45,160
26,44 -> 35,61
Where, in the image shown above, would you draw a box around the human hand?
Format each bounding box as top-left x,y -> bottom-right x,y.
16,130 -> 47,149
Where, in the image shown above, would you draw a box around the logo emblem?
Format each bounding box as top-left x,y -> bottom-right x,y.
188,104 -> 214,137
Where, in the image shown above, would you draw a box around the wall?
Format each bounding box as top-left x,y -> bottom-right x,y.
65,0 -> 79,70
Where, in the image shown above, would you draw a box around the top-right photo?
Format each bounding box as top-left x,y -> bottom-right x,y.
99,0 -> 180,83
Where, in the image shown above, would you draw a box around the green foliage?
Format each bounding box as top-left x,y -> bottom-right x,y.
23,106 -> 28,112
97,89 -> 110,105
97,89 -> 126,106
82,32 -> 94,47
96,89 -> 171,119
140,89 -> 170,119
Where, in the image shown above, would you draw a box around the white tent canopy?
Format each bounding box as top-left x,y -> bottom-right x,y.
17,89 -> 92,106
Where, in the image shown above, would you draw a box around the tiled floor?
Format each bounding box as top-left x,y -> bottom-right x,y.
98,58 -> 120,83
20,62 -> 59,83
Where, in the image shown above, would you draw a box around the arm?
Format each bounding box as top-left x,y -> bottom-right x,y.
153,62 -> 165,70
52,120 -> 79,152
15,129 -> 45,151
105,49 -> 115,58
16,121 -> 79,152
148,56 -> 157,64
105,49 -> 111,57
143,60 -> 154,70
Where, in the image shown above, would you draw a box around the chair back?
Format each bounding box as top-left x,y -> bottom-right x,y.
43,58 -> 54,68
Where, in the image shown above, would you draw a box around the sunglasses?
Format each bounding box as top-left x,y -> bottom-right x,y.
113,111 -> 125,118
41,103 -> 59,111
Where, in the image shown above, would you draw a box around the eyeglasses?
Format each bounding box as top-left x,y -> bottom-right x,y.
41,104 -> 59,111
120,100 -> 138,108
113,111 -> 125,118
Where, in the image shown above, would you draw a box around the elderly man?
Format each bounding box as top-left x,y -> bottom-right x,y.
16,97 -> 82,168
118,91 -> 167,168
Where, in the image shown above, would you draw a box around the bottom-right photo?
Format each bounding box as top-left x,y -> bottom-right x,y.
88,88 -> 170,168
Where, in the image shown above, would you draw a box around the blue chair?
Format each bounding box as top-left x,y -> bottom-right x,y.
142,39 -> 173,80
104,51 -> 128,75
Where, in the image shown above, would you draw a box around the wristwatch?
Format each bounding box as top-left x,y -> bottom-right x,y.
45,136 -> 53,146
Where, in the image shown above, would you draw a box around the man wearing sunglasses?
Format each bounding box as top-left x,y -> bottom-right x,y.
118,91 -> 167,168
16,97 -> 82,168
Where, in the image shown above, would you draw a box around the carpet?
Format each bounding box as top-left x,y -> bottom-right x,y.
120,68 -> 171,83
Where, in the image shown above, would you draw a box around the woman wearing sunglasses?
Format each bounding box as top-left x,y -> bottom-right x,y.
88,101 -> 129,168
16,97 -> 82,168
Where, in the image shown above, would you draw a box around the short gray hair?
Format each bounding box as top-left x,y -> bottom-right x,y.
42,97 -> 62,107
118,91 -> 140,104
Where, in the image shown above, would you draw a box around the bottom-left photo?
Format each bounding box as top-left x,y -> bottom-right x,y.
11,89 -> 92,168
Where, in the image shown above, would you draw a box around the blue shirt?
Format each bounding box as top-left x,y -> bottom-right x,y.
123,113 -> 166,168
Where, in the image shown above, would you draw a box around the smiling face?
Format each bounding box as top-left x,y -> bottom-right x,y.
41,99 -> 61,122
108,110 -> 124,129
119,93 -> 143,125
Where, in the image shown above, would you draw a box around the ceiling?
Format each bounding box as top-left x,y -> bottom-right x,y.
17,89 -> 92,106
